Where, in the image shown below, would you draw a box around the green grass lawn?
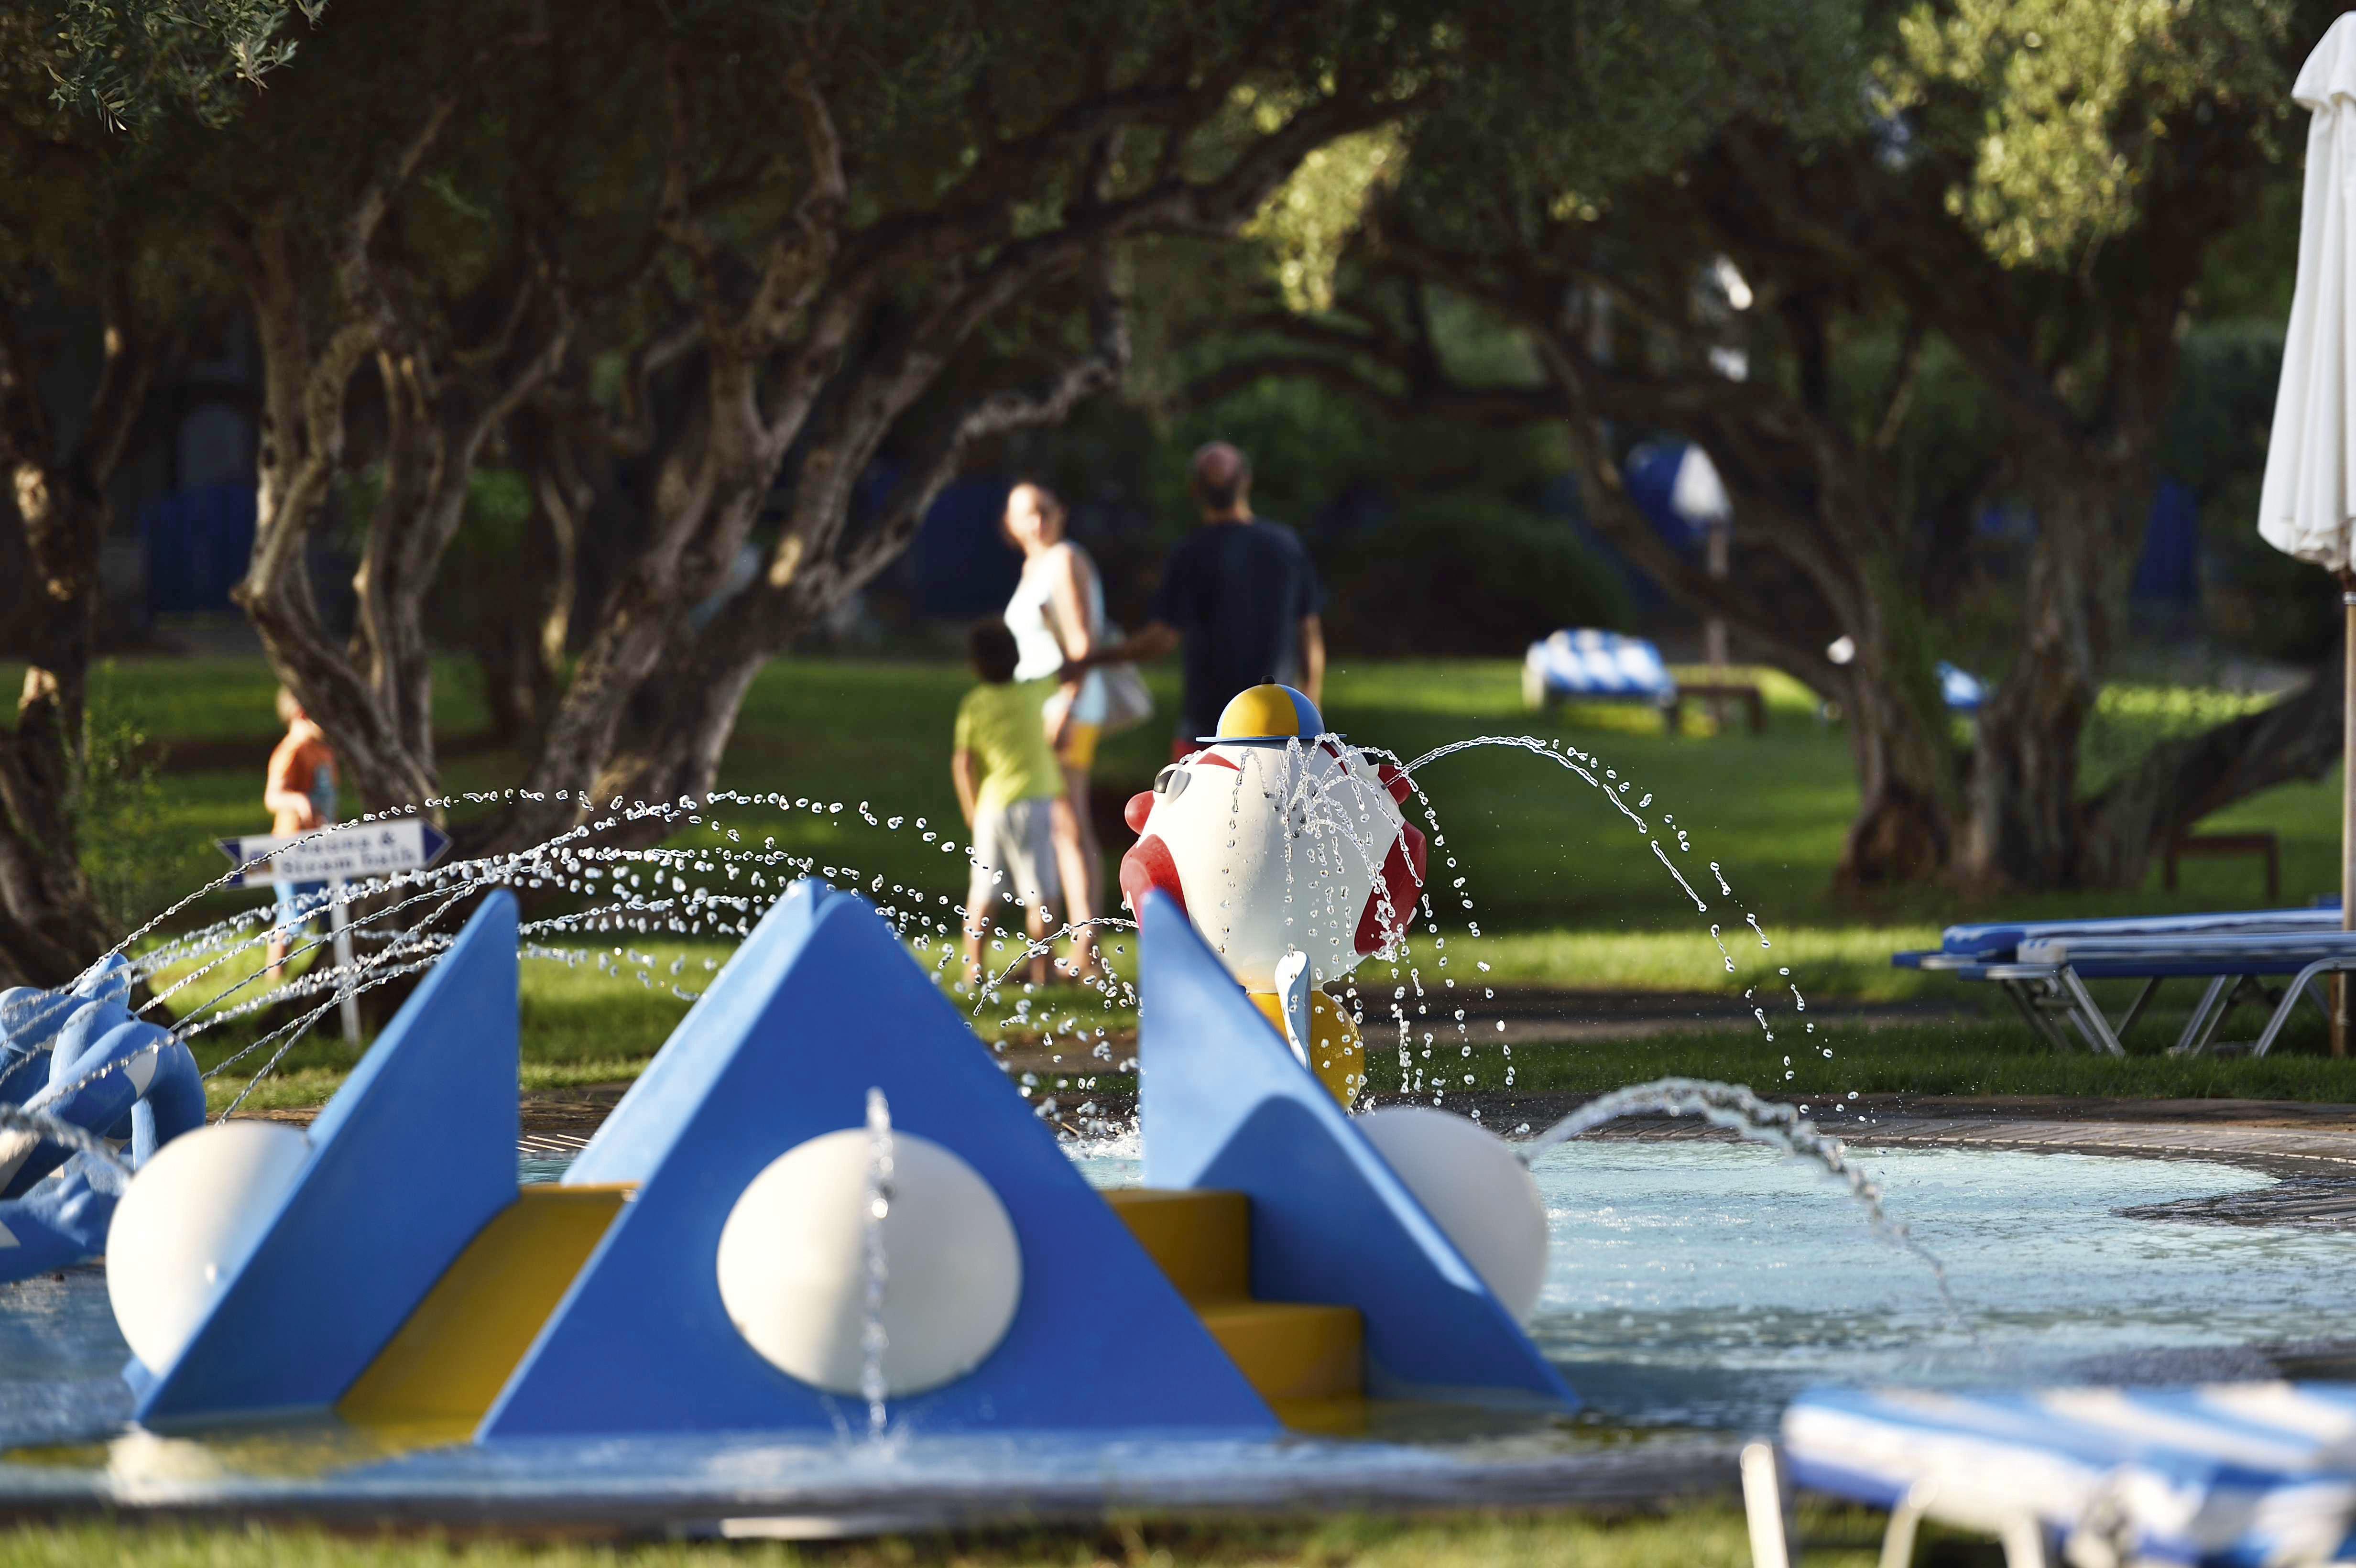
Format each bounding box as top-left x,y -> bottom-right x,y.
45,650 -> 2355,1110
0,1507 -> 1897,1567
79,650 -> 2343,949
1501,1015 -> 2356,1105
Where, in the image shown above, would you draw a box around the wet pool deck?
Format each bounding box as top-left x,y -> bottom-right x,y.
0,1434 -> 1745,1538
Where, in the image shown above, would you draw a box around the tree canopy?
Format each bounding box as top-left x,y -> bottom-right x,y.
0,0 -> 2336,987
1186,0 -> 2329,892
52,0 -> 1467,871
31,0 -> 323,131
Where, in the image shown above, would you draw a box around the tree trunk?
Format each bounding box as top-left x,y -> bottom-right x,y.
473,619 -> 554,751
593,636 -> 769,820
1832,653 -> 1958,890
1958,481 -> 2129,888
229,102 -> 571,817
509,399 -> 589,742
0,293 -> 155,987
0,631 -> 116,989
2075,638 -> 2346,890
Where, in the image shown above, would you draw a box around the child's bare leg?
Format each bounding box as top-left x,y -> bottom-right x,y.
266,937 -> 287,982
1025,900 -> 1050,987
962,908 -> 988,988
1047,790 -> 1103,980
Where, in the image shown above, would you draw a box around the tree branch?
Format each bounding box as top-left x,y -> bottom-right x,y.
742,57 -> 847,348
2077,650 -> 2345,885
1873,316 -> 1928,455
838,252 -> 1132,599
344,95 -> 458,318
0,302 -> 53,470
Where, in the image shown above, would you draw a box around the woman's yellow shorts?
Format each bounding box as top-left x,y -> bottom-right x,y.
1055,720 -> 1100,772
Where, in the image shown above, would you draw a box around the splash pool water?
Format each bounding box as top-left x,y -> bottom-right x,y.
1,1138 -> 2347,1524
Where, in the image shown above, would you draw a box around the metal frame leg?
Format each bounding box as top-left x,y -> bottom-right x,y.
2112,977 -> 2161,1042
2191,976 -> 2250,1056
1872,1478 -> 2051,1568
1879,1482 -> 1929,1568
2171,976 -> 2234,1055
2054,966 -> 2127,1056
2255,958 -> 2350,1056
1998,1516 -> 2054,1568
1741,1441 -> 1795,1568
2000,979 -> 2077,1053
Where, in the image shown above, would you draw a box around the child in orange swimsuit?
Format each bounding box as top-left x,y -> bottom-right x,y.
262,687 -> 338,980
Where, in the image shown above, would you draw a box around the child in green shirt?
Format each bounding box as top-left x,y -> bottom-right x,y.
953,622 -> 1065,988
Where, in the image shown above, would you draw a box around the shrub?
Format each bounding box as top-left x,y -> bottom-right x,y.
1323,499 -> 1631,657
71,679 -> 179,936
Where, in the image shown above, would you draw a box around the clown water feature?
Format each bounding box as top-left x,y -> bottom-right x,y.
1119,684 -> 1427,1105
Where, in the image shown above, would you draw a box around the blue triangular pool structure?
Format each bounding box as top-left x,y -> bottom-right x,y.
482,882 -> 1276,1439
560,881 -> 822,1187
136,893 -> 522,1424
1136,892 -> 1576,1410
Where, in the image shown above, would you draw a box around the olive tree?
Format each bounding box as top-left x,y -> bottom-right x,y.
1209,0 -> 2334,890
0,3 -> 280,984
205,0 -> 1453,862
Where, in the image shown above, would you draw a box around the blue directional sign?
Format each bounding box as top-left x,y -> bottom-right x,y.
215,820 -> 453,886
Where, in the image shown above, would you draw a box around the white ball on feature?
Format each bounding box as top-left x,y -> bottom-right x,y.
105,1120 -> 311,1373
1356,1105 -> 1549,1322
715,1129 -> 1021,1397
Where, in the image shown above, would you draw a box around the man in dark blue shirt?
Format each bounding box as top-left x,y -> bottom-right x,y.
1069,442 -> 1324,758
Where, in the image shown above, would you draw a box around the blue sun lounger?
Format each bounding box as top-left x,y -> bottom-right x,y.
2010,930 -> 2356,1057
1521,629 -> 1677,714
1893,906 -> 2346,1056
1745,1383 -> 2356,1567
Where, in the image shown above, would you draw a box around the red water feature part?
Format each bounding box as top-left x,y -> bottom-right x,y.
1352,822 -> 1428,955
1123,790 -> 1155,835
1375,760 -> 1412,806
1119,833 -> 1187,920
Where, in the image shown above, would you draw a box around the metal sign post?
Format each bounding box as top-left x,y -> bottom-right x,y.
216,821 -> 453,1046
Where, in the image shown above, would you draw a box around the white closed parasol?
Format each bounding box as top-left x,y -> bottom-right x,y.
2260,14 -> 2356,1051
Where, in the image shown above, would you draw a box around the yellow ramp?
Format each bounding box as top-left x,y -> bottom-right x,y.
1199,1301 -> 1363,1403
1102,1187 -> 1248,1304
1105,1186 -> 1364,1427
338,1185 -> 631,1431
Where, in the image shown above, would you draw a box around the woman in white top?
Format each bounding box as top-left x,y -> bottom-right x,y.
1002,479 -> 1109,981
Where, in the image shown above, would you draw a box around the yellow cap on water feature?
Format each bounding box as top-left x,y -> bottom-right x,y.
1249,990 -> 1364,1108
1211,683 -> 1324,742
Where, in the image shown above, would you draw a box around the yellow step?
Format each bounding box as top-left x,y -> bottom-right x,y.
1103,1186 -> 1365,1417
1199,1300 -> 1363,1404
338,1184 -> 632,1433
1102,1187 -> 1250,1305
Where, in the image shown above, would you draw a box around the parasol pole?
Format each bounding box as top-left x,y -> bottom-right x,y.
2341,570 -> 2355,1057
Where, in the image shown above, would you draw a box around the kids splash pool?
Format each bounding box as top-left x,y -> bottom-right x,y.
5,716 -> 2353,1536
0,1134 -> 2349,1529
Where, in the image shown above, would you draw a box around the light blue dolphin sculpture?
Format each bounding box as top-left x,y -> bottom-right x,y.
0,956 -> 203,1281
